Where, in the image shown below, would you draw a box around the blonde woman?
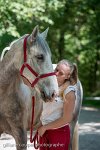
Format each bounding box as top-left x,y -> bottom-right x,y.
38,59 -> 78,150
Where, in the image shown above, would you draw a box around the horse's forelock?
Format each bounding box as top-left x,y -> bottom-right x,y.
36,34 -> 51,56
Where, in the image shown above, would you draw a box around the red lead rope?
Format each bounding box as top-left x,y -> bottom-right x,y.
30,96 -> 39,149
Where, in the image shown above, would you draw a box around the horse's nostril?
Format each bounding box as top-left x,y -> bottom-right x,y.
52,93 -> 55,98
41,91 -> 56,102
41,91 -> 45,98
52,91 -> 56,98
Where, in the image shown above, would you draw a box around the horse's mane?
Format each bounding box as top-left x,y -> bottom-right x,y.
0,34 -> 28,62
37,35 -> 51,55
0,47 -> 10,61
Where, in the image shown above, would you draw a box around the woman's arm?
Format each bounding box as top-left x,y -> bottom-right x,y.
38,91 -> 75,136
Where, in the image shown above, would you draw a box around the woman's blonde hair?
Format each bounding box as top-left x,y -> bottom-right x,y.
58,59 -> 78,84
58,59 -> 78,98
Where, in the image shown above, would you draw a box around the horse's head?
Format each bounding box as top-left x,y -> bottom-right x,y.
13,26 -> 58,102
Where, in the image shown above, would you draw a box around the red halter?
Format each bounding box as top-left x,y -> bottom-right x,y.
20,35 -> 56,88
20,35 -> 56,149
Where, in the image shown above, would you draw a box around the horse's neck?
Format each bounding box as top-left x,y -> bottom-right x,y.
0,63 -> 21,97
0,45 -> 23,91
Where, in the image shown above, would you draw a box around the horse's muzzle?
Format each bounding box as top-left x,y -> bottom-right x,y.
41,91 -> 57,102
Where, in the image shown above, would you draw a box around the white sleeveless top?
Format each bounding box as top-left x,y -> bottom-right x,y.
40,85 -> 77,125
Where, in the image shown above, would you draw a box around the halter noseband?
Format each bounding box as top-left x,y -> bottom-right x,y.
20,35 -> 56,88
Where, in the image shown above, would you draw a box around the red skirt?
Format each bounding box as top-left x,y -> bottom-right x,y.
39,125 -> 70,150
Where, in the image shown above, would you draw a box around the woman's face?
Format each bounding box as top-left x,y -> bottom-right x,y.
55,63 -> 71,86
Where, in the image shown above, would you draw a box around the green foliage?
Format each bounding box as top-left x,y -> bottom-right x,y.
82,100 -> 100,108
0,0 -> 100,96
92,90 -> 100,97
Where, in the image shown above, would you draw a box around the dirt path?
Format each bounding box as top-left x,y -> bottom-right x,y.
79,107 -> 100,150
0,106 -> 100,150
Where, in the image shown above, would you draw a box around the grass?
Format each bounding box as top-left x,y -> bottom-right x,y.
82,100 -> 100,108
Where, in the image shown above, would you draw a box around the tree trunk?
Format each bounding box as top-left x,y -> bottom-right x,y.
58,29 -> 65,60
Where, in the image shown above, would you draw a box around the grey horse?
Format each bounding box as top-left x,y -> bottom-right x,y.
0,26 -> 58,150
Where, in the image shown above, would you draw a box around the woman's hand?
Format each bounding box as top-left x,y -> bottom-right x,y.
38,125 -> 46,137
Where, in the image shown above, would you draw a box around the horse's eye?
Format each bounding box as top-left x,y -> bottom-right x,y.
36,54 -> 44,61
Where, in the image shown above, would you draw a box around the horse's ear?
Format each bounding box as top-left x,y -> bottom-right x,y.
30,25 -> 39,42
40,27 -> 49,39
